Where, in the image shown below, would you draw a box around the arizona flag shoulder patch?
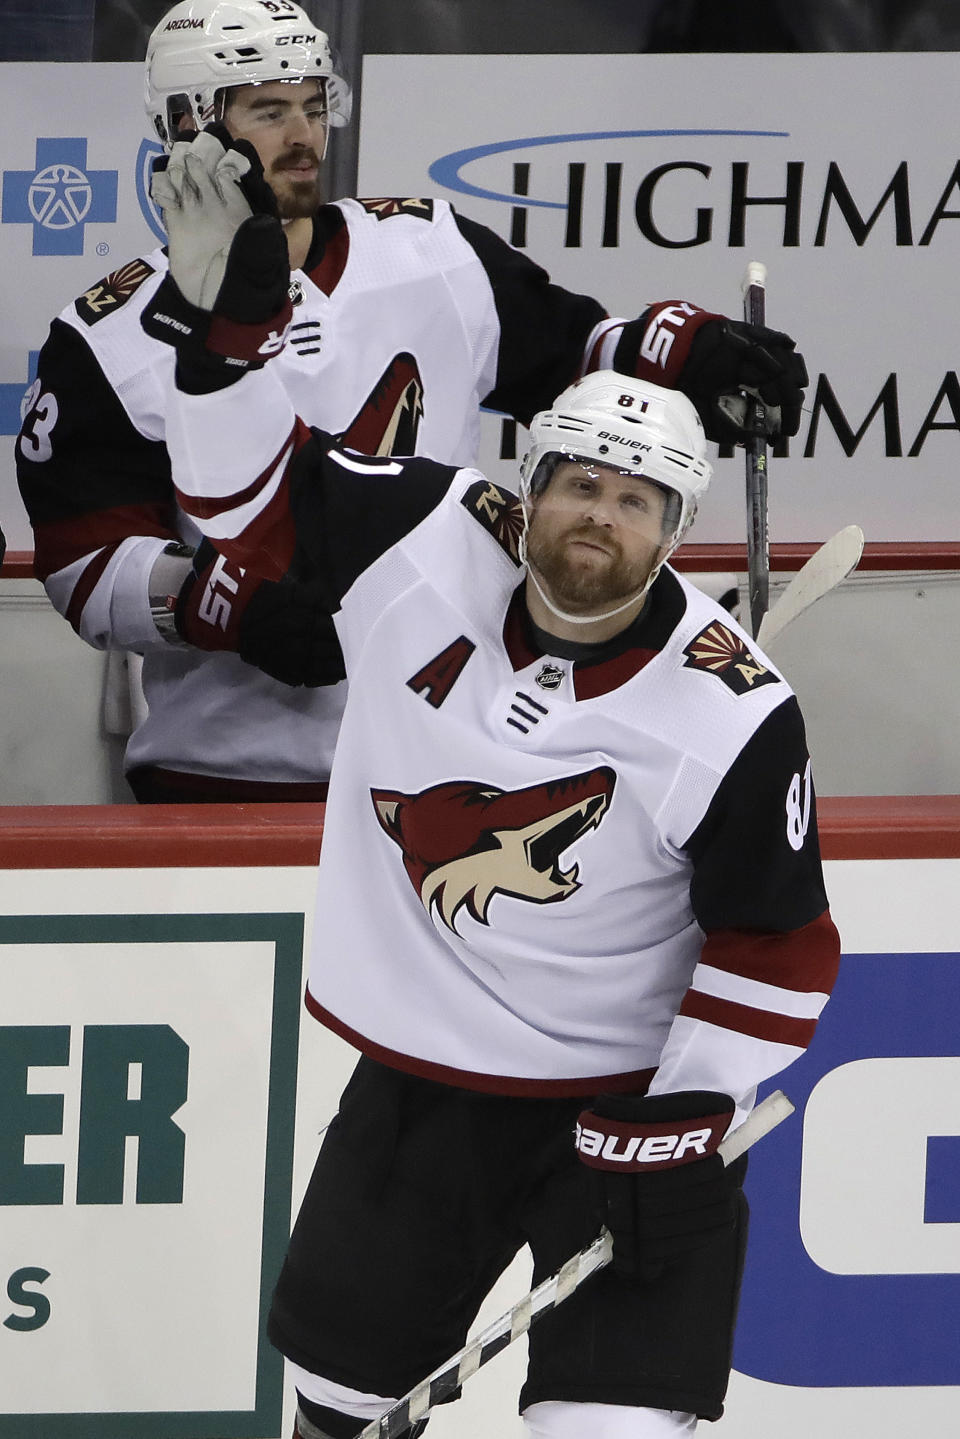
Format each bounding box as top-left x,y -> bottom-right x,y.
682,621 -> 780,695
460,480 -> 524,565
357,197 -> 435,222
75,258 -> 156,326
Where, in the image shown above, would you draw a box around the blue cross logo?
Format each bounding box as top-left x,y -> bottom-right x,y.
2,138 -> 117,256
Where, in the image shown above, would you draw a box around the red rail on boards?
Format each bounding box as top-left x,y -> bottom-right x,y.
3,544 -> 960,580
0,797 -> 957,868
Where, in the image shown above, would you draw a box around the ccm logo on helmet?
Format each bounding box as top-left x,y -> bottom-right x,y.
276,32 -> 317,44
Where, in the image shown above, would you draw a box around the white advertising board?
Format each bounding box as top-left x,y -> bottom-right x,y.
2,56 -> 960,553
358,53 -> 960,546
2,851 -> 960,1437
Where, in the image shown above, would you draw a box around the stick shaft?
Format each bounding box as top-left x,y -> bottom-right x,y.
359,1090 -> 794,1438
742,261 -> 769,637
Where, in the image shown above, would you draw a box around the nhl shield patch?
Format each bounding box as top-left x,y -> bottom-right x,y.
682,621 -> 779,695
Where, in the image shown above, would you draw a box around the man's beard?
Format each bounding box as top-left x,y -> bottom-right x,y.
527,522 -> 656,611
270,153 -> 324,219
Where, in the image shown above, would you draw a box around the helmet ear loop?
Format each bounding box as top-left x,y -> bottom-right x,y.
518,491 -> 534,568
317,118 -> 331,162
647,505 -> 697,591
518,452 -> 556,570
317,80 -> 331,160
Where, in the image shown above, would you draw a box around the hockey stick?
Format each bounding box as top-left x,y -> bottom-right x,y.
358,1089 -> 796,1439
742,260 -> 770,638
756,524 -> 865,651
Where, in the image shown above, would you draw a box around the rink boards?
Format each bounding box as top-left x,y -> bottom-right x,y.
0,800 -> 957,1438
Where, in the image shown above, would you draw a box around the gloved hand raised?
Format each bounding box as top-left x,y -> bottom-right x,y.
162,540 -> 345,688
143,126 -> 292,375
575,1089 -> 746,1282
616,300 -> 808,444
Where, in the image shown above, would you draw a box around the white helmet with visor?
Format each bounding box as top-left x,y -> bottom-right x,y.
519,373 -> 714,624
520,371 -> 712,552
145,0 -> 352,147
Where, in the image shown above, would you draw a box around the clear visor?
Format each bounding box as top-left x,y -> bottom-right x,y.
528,452 -> 682,541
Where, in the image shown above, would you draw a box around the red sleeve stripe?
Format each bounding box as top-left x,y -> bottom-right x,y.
678,989 -> 818,1049
174,420 -> 304,523
32,503 -> 178,580
700,911 -> 841,995
176,418 -> 311,579
207,469 -> 297,580
64,542 -> 121,633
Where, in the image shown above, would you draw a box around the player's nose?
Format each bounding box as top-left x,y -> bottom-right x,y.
581,493 -> 618,527
283,108 -> 314,144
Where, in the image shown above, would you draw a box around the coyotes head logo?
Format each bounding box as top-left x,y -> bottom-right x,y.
371,767 -> 616,936
339,353 -> 424,456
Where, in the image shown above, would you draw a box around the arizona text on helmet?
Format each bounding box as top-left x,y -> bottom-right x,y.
144,0 -> 351,147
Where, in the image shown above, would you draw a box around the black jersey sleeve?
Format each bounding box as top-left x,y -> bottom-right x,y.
16,318 -> 177,584
451,211 -> 607,425
287,438 -> 459,605
685,696 -> 830,935
648,696 -> 840,1101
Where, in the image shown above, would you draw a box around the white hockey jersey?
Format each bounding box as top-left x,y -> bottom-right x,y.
17,197 -> 608,788
164,366 -> 841,1104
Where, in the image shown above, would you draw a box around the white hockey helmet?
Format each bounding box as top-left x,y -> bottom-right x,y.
145,0 -> 352,147
520,371 -> 713,549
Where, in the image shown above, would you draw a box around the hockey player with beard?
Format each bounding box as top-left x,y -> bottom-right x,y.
16,0 -> 807,803
148,129 -> 840,1438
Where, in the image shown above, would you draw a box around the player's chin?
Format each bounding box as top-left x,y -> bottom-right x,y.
273,176 -> 324,219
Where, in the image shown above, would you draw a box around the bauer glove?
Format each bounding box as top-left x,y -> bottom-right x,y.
163,539 -> 345,688
142,126 -> 293,383
575,1089 -> 746,1282
615,301 -> 808,444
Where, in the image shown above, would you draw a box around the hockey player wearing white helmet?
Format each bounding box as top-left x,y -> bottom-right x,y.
149,129 -> 840,1439
145,0 -> 351,255
18,1 -> 808,804
144,0 -> 352,145
519,375 -> 712,635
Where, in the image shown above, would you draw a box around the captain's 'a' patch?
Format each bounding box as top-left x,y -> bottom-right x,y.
75,258 -> 156,326
682,621 -> 780,695
357,197 -> 435,222
460,480 -> 524,565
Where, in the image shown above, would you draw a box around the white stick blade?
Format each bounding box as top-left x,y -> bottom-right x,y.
756,524 -> 864,650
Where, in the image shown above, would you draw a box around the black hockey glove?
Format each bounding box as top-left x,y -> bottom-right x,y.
172,540 -> 345,688
616,300 -> 808,444
142,126 -> 293,388
575,1090 -> 745,1282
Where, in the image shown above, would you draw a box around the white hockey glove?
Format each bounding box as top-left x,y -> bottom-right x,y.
151,128 -> 258,311
142,126 -> 292,383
